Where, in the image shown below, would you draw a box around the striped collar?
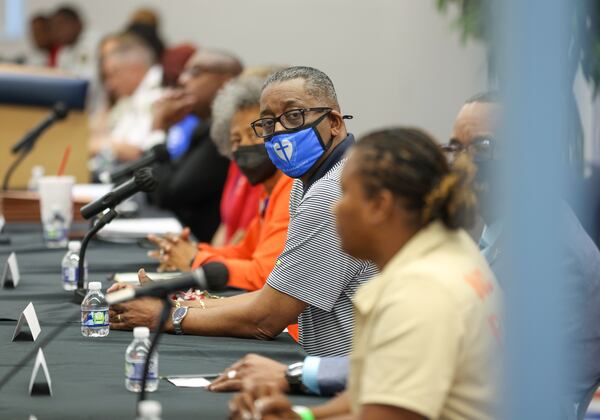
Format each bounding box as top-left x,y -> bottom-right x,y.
303,134 -> 355,194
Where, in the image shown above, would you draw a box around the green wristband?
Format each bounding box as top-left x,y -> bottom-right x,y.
292,405 -> 315,420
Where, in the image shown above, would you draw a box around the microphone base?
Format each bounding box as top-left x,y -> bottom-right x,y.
72,288 -> 87,304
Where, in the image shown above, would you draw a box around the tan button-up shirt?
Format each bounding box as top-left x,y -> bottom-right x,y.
349,221 -> 501,419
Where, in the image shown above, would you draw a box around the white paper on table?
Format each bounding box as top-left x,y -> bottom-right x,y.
97,218 -> 183,241
72,184 -> 113,202
113,272 -> 182,284
167,377 -> 212,388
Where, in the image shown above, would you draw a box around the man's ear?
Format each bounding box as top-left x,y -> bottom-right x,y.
329,111 -> 344,138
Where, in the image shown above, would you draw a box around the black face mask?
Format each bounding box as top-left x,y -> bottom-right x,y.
233,144 -> 278,186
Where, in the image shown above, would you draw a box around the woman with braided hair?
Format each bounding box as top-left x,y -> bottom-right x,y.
229,127 -> 501,420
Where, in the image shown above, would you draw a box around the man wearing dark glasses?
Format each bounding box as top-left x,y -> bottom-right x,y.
447,92 -> 600,419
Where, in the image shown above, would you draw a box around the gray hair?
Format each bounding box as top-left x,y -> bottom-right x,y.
262,66 -> 339,109
210,75 -> 265,157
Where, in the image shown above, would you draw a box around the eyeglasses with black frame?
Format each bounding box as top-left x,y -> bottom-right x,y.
251,107 -> 332,138
441,136 -> 496,162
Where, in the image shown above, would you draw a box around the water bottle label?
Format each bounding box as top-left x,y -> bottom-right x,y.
125,360 -> 158,380
44,226 -> 67,242
62,267 -> 77,284
81,310 -> 109,327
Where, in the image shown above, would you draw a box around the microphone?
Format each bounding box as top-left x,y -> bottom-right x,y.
101,144 -> 170,184
105,263 -> 227,305
80,167 -> 158,219
11,102 -> 69,154
105,263 -> 229,305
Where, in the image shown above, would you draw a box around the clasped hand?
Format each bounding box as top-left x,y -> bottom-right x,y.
147,227 -> 197,272
229,382 -> 299,420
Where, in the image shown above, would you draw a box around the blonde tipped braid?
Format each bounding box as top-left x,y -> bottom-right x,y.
422,153 -> 479,228
422,173 -> 459,224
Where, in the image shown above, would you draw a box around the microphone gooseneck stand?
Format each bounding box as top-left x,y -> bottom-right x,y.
72,209 -> 119,304
3,103 -> 69,191
2,149 -> 29,191
137,297 -> 172,414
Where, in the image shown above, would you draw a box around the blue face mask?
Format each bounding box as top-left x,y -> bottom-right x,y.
264,113 -> 332,178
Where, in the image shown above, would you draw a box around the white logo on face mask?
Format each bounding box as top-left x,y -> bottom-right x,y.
273,139 -> 294,163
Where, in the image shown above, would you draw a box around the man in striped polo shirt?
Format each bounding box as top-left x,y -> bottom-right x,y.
254,66 -> 378,356
110,66 -> 377,358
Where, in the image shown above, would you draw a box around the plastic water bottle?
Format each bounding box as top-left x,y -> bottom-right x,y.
61,241 -> 87,291
80,282 -> 109,337
136,400 -> 162,420
126,327 -> 159,393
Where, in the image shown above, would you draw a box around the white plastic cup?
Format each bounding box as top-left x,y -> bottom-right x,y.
38,176 -> 75,248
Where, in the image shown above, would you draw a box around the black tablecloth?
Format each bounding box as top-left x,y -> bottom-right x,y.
0,223 -> 324,419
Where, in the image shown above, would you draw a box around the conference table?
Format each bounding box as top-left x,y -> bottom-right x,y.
0,222 -> 325,419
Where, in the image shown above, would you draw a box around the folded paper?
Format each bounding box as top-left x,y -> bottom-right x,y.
29,349 -> 52,396
12,302 -> 41,342
2,252 -> 20,288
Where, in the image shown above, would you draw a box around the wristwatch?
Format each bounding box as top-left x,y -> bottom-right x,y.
285,361 -> 305,393
172,306 -> 189,335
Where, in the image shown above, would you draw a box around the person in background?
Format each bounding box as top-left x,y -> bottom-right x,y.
50,5 -> 100,103
229,127 -> 500,420
128,7 -> 160,29
147,74 -> 294,293
146,49 -> 242,242
89,33 -> 163,166
87,33 -> 127,178
126,23 -> 165,68
210,66 -> 285,247
109,66 -> 377,359
27,14 -> 58,67
445,91 -> 600,418
125,7 -> 196,87
89,29 -> 172,168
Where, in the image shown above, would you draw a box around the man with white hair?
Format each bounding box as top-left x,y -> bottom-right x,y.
90,33 -> 163,164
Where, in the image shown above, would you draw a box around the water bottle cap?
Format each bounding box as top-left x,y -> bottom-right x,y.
138,400 -> 161,416
88,282 -> 102,290
133,326 -> 150,339
68,241 -> 81,252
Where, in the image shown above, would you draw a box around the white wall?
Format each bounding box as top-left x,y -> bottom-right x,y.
2,0 -> 488,141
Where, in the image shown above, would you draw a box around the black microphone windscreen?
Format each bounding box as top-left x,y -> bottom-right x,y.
152,144 -> 171,163
133,167 -> 159,192
202,262 -> 229,291
53,102 -> 69,120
